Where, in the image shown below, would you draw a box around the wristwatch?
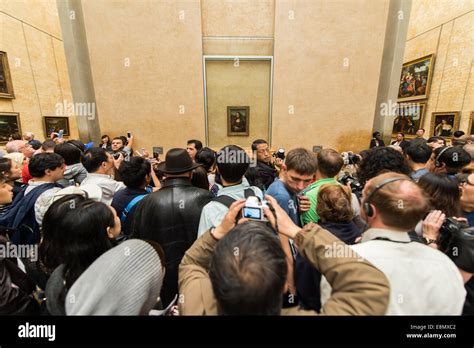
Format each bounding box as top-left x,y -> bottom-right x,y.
423,236 -> 437,245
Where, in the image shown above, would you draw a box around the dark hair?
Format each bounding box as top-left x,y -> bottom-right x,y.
397,133 -> 405,138
216,145 -> 250,183
28,153 -> 64,178
10,132 -> 22,140
83,147 -> 109,173
433,146 -> 471,174
453,130 -> 465,138
118,156 -> 150,189
418,128 -> 425,132
372,131 -> 380,138
317,184 -> 353,223
101,135 -> 111,146
317,149 -> 344,178
209,222 -> 287,315
187,139 -> 203,151
41,140 -> 56,151
195,147 -> 216,172
119,136 -> 128,147
427,136 -> 446,146
39,196 -> 115,288
54,141 -> 83,165
191,165 -> 209,190
357,147 -> 411,185
0,158 -> 12,177
285,148 -> 317,176
251,139 -> 268,151
244,166 -> 265,190
405,143 -> 432,164
418,173 -> 461,217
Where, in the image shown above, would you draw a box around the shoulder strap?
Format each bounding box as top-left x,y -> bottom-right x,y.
211,187 -> 258,209
211,195 -> 236,209
121,194 -> 147,224
244,188 -> 255,198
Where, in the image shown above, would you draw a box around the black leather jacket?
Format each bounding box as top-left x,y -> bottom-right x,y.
131,177 -> 212,307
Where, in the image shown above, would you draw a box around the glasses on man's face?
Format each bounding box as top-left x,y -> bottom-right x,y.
462,178 -> 474,186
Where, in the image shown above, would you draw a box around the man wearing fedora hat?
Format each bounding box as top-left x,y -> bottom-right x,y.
131,148 -> 212,308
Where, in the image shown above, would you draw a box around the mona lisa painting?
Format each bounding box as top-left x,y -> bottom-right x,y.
227,106 -> 249,136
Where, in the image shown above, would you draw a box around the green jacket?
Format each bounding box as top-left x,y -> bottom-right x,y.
300,177 -> 339,226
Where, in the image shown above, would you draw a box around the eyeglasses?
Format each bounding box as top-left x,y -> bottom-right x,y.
462,179 -> 474,186
257,149 -> 270,154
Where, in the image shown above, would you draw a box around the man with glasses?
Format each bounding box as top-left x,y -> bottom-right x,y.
251,139 -> 283,190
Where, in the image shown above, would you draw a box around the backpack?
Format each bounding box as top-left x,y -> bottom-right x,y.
0,183 -> 59,245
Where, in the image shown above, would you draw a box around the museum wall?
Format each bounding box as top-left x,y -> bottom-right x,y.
272,0 -> 392,152
80,0 -> 206,153
0,0 -> 79,144
206,60 -> 271,149
77,0 -> 396,153
402,0 -> 473,136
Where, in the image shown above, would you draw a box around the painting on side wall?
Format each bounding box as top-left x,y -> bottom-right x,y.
391,102 -> 426,137
430,112 -> 460,138
43,116 -> 70,138
398,54 -> 434,102
227,106 -> 249,136
0,51 -> 15,99
0,112 -> 21,144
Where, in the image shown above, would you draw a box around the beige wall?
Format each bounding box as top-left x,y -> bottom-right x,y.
80,0 -> 206,153
206,59 -> 271,149
403,0 -> 473,136
9,0 -> 471,155
272,0 -> 391,152
0,0 -> 79,143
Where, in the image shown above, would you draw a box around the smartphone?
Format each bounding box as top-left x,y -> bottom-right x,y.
127,131 -> 132,138
58,130 -> 64,139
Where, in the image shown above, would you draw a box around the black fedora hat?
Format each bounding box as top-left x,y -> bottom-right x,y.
157,148 -> 200,174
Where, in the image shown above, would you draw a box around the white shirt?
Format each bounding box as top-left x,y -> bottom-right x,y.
320,228 -> 466,315
26,181 -> 62,227
198,178 -> 263,236
81,173 -> 125,205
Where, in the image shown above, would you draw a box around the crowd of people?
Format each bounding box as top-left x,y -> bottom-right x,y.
0,129 -> 473,316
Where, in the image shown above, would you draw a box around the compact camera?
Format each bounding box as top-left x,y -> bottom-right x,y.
272,148 -> 285,160
242,196 -> 269,222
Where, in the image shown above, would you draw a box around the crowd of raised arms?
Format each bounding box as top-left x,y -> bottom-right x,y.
0,129 -> 473,316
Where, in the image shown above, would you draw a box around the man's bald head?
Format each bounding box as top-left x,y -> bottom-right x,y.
363,172 -> 429,230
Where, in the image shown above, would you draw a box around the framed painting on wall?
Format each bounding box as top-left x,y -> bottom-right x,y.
43,116 -> 70,138
227,106 -> 249,136
0,51 -> 15,99
430,112 -> 460,138
398,54 -> 434,102
391,102 -> 426,138
0,112 -> 21,144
